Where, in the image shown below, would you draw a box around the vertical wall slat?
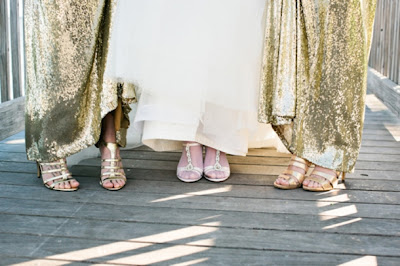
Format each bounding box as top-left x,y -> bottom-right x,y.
10,0 -> 21,98
369,0 -> 400,85
0,0 -> 10,102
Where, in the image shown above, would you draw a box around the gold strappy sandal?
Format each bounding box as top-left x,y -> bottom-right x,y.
37,159 -> 78,191
303,169 -> 346,192
100,142 -> 127,191
274,155 -> 310,189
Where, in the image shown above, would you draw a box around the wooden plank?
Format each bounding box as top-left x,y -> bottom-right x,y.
0,257 -> 87,266
3,167 -> 400,192
369,0 -> 400,85
362,123 -> 400,130
0,151 -> 27,162
1,234 -> 399,266
0,130 -> 24,143
367,68 -> 400,118
1,183 -> 400,220
2,147 -> 399,168
117,151 -> 400,171
0,215 -> 399,257
1,198 -> 400,237
360,139 -> 400,148
1,141 -> 399,156
126,148 -> 400,163
0,96 -> 25,141
359,146 -> 400,155
78,157 -> 400,178
130,145 -> 400,157
1,155 -> 400,182
362,133 -> 399,141
357,153 -> 400,162
0,143 -> 26,152
2,169 -> 400,204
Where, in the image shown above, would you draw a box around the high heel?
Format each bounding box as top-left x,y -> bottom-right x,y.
274,155 -> 310,189
100,142 -> 127,191
37,162 -> 41,178
177,143 -> 203,182
37,159 -> 78,191
204,149 -> 230,182
303,170 -> 345,192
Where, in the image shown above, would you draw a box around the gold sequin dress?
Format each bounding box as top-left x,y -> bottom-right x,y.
24,0 -> 136,163
258,0 -> 377,172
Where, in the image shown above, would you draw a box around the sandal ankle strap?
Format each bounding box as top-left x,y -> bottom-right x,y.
102,158 -> 122,162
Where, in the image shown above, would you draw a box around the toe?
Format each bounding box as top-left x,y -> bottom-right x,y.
278,178 -> 288,186
103,180 -> 113,188
218,172 -> 225,180
182,171 -> 194,180
310,181 -> 317,188
115,179 -> 124,187
64,181 -> 71,189
191,173 -> 200,180
71,180 -> 79,188
112,180 -> 122,188
111,180 -> 119,188
57,182 -> 65,190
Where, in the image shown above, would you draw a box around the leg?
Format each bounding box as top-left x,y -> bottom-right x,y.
99,113 -> 126,190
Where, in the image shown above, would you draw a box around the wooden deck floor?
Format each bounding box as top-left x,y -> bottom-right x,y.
0,92 -> 400,265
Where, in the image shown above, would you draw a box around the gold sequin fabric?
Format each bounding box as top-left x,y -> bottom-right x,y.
259,0 -> 376,172
24,0 -> 136,162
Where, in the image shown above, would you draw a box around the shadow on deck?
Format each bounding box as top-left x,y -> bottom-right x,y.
0,92 -> 399,265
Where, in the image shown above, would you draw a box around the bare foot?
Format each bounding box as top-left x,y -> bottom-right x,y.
204,146 -> 230,182
177,142 -> 203,182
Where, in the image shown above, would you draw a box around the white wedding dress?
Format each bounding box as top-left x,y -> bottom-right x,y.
106,0 -> 285,156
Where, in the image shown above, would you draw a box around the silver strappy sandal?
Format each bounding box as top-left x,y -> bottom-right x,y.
177,143 -> 203,182
204,149 -> 230,182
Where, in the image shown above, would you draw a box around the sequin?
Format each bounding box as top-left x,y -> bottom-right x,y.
24,0 -> 136,162
258,0 -> 377,172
